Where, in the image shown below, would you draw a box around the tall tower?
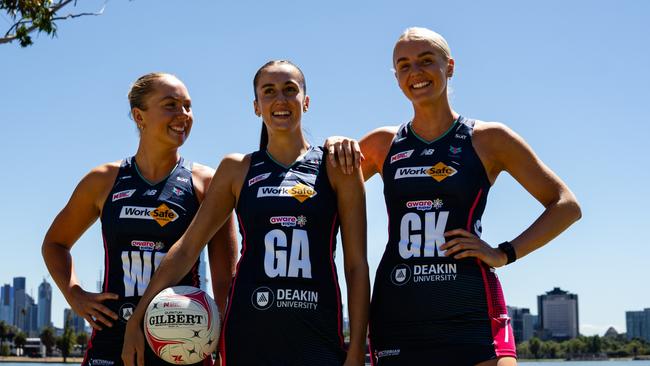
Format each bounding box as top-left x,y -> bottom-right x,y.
12,277 -> 26,330
38,279 -> 52,330
0,284 -> 13,324
537,287 -> 579,340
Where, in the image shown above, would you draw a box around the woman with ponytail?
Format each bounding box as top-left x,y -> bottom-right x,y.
122,61 -> 370,366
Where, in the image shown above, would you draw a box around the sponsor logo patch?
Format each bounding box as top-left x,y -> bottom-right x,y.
391,264 -> 411,286
427,162 -> 457,182
130,240 -> 164,251
406,200 -> 434,211
257,183 -> 317,203
377,349 -> 401,358
269,215 -> 307,227
390,149 -> 414,164
251,287 -> 274,310
420,148 -> 435,156
119,204 -> 179,227
89,359 -> 115,366
249,172 -> 271,186
455,133 -> 467,140
176,176 -> 189,183
142,189 -> 157,196
119,303 -> 135,322
112,189 -> 136,202
394,163 -> 458,182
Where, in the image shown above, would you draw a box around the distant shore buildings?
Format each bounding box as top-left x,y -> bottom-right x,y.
626,308 -> 650,341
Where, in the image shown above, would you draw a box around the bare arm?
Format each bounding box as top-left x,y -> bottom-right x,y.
324,126 -> 397,181
193,164 -> 239,318
327,157 -> 369,366
442,122 -> 582,266
41,163 -> 120,330
122,154 -> 248,366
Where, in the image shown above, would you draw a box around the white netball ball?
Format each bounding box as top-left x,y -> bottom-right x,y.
144,286 -> 219,364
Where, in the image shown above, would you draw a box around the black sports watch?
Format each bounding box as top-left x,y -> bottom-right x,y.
497,241 -> 517,265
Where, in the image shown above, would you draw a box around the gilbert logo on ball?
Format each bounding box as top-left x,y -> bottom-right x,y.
144,286 -> 219,364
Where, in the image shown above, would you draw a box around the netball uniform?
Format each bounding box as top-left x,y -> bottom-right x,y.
369,117 -> 516,365
82,156 -> 210,366
221,146 -> 346,366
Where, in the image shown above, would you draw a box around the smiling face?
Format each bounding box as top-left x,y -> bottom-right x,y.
132,75 -> 193,148
253,63 -> 309,134
393,38 -> 454,106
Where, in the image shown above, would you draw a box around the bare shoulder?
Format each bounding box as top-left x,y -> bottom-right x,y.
191,162 -> 216,200
68,160 -> 121,210
360,125 -> 399,146
359,125 -> 399,176
216,153 -> 251,195
473,121 -> 521,149
192,162 -> 216,180
82,161 -> 121,193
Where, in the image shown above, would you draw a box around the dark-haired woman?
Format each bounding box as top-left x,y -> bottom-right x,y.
42,73 -> 238,366
122,61 -> 370,366
327,27 -> 581,366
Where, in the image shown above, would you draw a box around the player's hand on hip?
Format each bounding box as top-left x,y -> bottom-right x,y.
324,136 -> 364,174
122,320 -> 145,366
442,228 -> 508,268
68,286 -> 119,330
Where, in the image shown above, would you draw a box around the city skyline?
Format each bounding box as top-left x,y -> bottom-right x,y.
0,274 -> 639,340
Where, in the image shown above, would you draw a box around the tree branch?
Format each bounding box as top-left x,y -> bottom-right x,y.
0,0 -> 105,46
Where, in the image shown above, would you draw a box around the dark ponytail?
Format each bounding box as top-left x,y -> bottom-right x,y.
259,123 -> 269,150
253,60 -> 306,151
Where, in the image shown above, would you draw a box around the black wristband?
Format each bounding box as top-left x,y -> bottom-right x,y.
498,241 -> 517,265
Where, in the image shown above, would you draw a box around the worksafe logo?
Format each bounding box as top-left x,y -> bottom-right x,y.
257,183 -> 317,203
394,162 -> 457,182
251,287 -> 274,310
391,264 -> 411,286
119,204 -> 179,227
426,162 -> 457,182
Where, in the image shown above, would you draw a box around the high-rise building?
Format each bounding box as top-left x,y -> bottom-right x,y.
507,306 -> 528,343
626,308 -> 650,341
38,279 -> 52,330
63,308 -> 86,334
507,306 -> 538,343
25,294 -> 39,336
0,284 -> 13,324
13,277 -> 26,330
522,312 -> 539,341
537,287 -> 579,340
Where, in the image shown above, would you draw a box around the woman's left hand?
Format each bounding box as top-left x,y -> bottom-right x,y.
441,228 -> 508,268
121,319 -> 145,366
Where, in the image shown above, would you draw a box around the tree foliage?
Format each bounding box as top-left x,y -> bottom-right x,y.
517,335 -> 650,359
13,331 -> 27,350
0,0 -> 105,47
57,312 -> 75,362
40,326 -> 57,356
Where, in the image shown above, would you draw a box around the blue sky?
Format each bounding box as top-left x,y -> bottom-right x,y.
1,0 -> 649,336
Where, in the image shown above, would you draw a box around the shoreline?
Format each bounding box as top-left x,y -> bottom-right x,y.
0,357 -> 84,363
